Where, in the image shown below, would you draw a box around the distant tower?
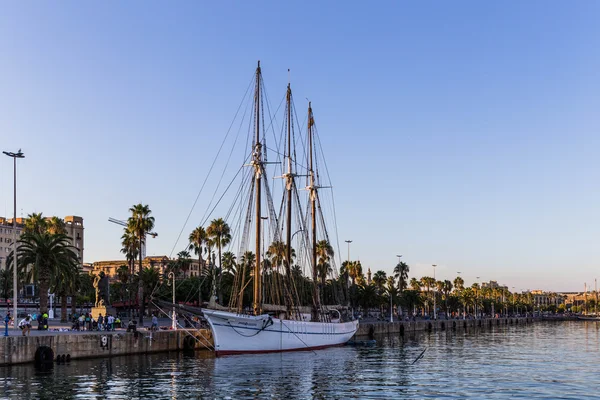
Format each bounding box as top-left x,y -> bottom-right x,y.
64,216 -> 84,264
367,268 -> 372,285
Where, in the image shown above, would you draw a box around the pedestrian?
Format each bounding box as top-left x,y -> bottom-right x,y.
18,315 -> 32,336
79,314 -> 85,331
97,314 -> 104,331
86,313 -> 92,331
115,316 -> 121,329
151,314 -> 158,331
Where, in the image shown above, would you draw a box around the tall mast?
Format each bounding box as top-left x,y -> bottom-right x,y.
285,83 -> 293,314
309,102 -> 321,322
253,61 -> 263,316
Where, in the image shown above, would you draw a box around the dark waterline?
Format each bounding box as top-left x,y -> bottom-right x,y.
2,321 -> 600,399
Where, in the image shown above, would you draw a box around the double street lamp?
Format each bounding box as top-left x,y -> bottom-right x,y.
3,150 -> 25,326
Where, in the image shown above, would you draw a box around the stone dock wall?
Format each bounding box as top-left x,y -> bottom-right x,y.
355,317 -> 534,337
0,329 -> 213,367
0,318 -> 534,366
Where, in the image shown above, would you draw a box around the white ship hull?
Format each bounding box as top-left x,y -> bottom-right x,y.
203,309 -> 359,356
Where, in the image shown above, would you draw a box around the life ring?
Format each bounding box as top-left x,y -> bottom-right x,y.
35,346 -> 54,367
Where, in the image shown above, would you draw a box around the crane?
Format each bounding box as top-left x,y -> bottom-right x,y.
108,217 -> 157,258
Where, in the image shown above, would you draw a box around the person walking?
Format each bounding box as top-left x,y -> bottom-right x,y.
151,314 -> 158,331
97,314 -> 104,331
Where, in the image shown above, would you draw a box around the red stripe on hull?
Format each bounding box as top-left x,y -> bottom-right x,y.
215,342 -> 347,357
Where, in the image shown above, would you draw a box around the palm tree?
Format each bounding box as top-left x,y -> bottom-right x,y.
15,232 -> 79,314
116,265 -> 129,303
409,277 -> 421,292
420,276 -> 436,315
372,270 -> 387,293
346,261 -> 362,286
453,276 -> 464,292
442,280 -> 453,315
206,218 -> 231,305
46,216 -> 67,235
221,251 -> 237,276
137,266 -> 160,311
188,226 -> 208,275
23,212 -> 47,234
316,240 -> 334,287
53,261 -> 80,322
0,267 -> 12,310
128,203 -> 155,325
393,261 -> 410,292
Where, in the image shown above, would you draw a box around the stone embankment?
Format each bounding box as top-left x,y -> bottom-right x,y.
0,329 -> 213,367
355,317 -> 534,338
0,318 -> 534,367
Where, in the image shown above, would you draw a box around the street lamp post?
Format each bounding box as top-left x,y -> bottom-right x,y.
3,149 -> 25,327
432,264 -> 437,320
345,240 -> 352,264
457,271 -> 465,319
476,276 -> 480,319
345,240 -> 352,311
168,272 -> 176,330
395,255 -> 402,320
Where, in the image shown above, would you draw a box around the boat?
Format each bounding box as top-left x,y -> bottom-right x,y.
577,316 -> 600,321
202,62 -> 358,356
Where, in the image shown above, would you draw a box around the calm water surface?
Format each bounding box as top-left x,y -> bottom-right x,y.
2,321 -> 600,399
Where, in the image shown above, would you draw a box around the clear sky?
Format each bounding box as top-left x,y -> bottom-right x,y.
1,2 -> 598,292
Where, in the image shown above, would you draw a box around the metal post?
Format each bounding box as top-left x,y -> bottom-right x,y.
4,150 -> 24,328
432,264 -> 437,320
395,255 -> 402,319
169,272 -> 176,330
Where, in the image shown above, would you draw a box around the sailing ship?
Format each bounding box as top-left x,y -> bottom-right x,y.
202,62 -> 358,356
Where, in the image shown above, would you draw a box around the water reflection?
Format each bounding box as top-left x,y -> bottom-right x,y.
2,322 -> 600,399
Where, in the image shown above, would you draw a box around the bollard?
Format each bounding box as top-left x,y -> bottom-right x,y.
4,314 -> 9,337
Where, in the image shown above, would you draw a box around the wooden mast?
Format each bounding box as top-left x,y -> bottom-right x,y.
253,61 -> 263,316
309,102 -> 321,322
285,82 -> 293,315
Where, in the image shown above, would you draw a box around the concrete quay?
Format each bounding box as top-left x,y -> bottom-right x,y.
0,317 -> 534,367
355,317 -> 534,337
0,328 -> 213,367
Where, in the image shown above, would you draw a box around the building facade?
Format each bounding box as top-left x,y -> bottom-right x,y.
0,217 -> 24,270
0,215 -> 84,269
92,255 -> 203,281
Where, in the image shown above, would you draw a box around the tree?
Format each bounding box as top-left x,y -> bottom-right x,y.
188,226 -> 208,276
137,266 -> 160,311
453,276 -> 464,292
206,218 -> 231,305
128,203 -> 155,325
0,267 -> 12,309
393,261 -> 410,292
46,216 -> 67,235
372,270 -> 387,293
316,240 -> 334,288
409,277 -> 421,292
15,232 -> 79,314
221,251 -> 237,275
52,261 -> 80,322
23,212 -> 47,234
116,265 -> 129,303
346,261 -> 363,286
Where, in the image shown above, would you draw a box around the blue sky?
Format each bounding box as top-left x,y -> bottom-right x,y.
1,2 -> 598,292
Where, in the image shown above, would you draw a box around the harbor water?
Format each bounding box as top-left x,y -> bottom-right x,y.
1,321 -> 599,399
